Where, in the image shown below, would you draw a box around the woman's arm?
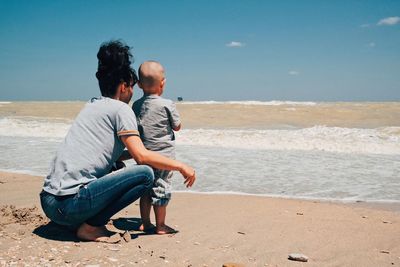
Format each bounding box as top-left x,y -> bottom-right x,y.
120,135 -> 196,187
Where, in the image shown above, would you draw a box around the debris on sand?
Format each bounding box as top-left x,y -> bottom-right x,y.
0,205 -> 47,226
288,253 -> 309,262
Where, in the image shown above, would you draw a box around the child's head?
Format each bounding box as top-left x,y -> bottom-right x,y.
138,61 -> 166,96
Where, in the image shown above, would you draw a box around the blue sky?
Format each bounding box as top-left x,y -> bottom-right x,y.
0,0 -> 399,101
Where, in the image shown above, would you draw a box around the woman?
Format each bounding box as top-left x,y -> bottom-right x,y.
40,40 -> 195,242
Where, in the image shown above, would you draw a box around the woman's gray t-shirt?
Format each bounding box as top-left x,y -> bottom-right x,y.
43,97 -> 139,196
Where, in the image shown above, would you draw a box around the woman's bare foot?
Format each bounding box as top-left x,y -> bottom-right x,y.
156,224 -> 178,235
76,223 -> 121,243
139,222 -> 156,232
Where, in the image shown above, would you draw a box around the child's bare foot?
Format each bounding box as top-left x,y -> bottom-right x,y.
139,222 -> 156,232
156,224 -> 178,235
76,223 -> 121,243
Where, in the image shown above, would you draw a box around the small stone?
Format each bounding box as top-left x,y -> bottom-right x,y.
296,212 -> 304,215
222,263 -> 245,267
122,231 -> 131,242
380,250 -> 390,254
108,257 -> 118,262
288,253 -> 309,262
382,220 -> 392,224
237,231 -> 245,235
107,233 -> 122,243
194,242 -> 200,245
362,216 -> 368,218
108,246 -> 120,251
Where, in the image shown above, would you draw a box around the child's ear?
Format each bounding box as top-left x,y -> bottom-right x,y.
137,81 -> 143,89
160,78 -> 166,89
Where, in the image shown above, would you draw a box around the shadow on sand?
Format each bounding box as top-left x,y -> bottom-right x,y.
33,221 -> 79,242
33,217 -> 156,241
112,217 -> 142,231
113,217 -> 159,236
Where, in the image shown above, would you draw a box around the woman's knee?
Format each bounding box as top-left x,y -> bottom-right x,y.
141,165 -> 154,187
131,165 -> 154,187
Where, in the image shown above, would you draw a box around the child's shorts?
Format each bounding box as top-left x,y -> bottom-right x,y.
151,169 -> 173,206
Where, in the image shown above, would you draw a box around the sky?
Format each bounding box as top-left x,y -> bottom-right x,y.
0,0 -> 399,101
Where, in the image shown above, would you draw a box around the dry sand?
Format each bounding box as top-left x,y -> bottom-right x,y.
0,171 -> 399,266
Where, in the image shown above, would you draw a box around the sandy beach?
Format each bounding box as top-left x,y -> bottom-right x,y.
1,171 -> 399,266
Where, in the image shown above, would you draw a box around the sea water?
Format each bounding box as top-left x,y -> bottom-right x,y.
0,101 -> 399,203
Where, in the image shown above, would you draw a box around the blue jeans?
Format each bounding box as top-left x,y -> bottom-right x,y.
40,165 -> 154,229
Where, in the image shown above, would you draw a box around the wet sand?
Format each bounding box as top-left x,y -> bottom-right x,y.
1,171 -> 399,266
1,101 -> 400,129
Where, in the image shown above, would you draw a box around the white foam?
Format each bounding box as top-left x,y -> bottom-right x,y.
1,116 -> 399,155
0,117 -> 71,138
0,101 -> 12,107
171,190 -> 400,204
176,126 -> 400,155
178,100 -> 317,106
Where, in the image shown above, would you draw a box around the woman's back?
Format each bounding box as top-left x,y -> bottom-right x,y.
43,97 -> 138,196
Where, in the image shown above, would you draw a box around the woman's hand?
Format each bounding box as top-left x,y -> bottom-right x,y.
179,164 -> 196,188
122,135 -> 197,188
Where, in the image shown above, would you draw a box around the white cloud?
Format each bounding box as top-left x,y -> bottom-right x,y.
377,16 -> 400,26
367,42 -> 376,48
288,70 -> 300,76
226,41 -> 245,47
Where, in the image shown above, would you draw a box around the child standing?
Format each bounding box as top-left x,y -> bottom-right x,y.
133,61 -> 186,234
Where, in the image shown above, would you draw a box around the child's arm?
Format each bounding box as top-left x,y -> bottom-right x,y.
167,101 -> 181,131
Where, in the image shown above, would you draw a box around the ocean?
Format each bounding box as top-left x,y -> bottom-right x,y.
0,101 -> 399,203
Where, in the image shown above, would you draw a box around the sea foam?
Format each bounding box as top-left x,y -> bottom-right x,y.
178,100 -> 317,106
1,117 -> 399,155
0,101 -> 12,107
176,127 -> 400,155
0,117 -> 71,138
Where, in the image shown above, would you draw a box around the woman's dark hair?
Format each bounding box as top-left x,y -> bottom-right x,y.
95,40 -> 138,97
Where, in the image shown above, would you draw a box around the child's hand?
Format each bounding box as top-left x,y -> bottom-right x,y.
180,164 -> 196,188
